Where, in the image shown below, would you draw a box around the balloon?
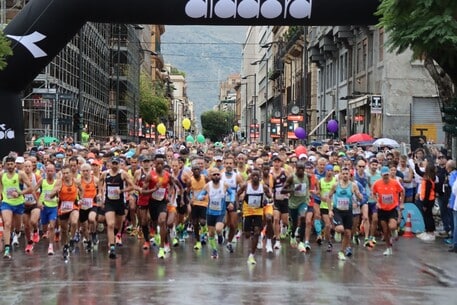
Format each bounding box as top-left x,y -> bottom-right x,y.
327,119 -> 339,133
294,127 -> 307,139
186,135 -> 194,143
197,134 -> 205,143
182,118 -> 191,130
295,145 -> 307,156
157,123 -> 166,136
233,125 -> 239,132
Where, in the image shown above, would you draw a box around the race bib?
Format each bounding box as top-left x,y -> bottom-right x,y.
81,198 -> 93,210
275,187 -> 286,200
353,205 -> 361,214
336,198 -> 350,210
44,191 -> 52,201
107,186 -> 120,200
151,187 -> 166,201
382,194 -> 394,205
24,194 -> 36,205
209,198 -> 222,211
294,183 -> 307,197
6,187 -> 16,199
60,200 -> 73,213
247,195 -> 262,208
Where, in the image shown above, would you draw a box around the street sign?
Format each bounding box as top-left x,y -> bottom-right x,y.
41,118 -> 52,125
41,93 -> 56,99
371,95 -> 382,114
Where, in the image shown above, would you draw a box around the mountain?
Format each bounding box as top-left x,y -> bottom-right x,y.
162,26 -> 246,128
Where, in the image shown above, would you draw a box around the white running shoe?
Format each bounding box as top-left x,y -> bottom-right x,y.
274,240 -> 281,249
383,247 -> 393,256
12,233 -> 19,247
256,238 -> 263,250
265,239 -> 273,253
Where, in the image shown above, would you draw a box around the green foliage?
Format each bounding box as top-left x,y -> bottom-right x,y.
139,73 -> 169,124
0,31 -> 13,71
170,67 -> 186,77
201,110 -> 235,142
376,0 -> 457,81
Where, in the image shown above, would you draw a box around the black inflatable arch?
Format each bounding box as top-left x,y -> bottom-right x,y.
0,0 -> 379,156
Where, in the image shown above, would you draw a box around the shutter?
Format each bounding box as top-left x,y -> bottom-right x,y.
412,97 -> 444,144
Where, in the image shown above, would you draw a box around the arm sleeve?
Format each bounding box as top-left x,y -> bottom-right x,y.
197,189 -> 207,201
226,187 -> 235,202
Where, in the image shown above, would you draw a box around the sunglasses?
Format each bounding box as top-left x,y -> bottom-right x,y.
212,173 -> 220,176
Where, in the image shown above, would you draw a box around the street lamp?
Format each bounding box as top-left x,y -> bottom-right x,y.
242,74 -> 256,143
251,57 -> 269,144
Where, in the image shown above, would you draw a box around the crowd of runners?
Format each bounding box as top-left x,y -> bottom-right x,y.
0,137 -> 456,264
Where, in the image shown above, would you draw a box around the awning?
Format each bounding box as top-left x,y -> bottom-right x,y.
308,108 -> 335,136
349,95 -> 369,108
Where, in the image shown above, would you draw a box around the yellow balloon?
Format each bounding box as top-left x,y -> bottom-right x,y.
233,125 -> 239,132
182,118 -> 191,130
157,123 -> 166,136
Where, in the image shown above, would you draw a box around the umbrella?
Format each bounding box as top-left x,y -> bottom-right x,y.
33,136 -> 60,146
373,138 -> 400,148
346,133 -> 373,144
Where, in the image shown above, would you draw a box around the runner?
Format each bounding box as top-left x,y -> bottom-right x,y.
319,164 -> 337,252
0,156 -> 33,259
23,160 -> 42,253
372,166 -> 405,255
271,155 -> 289,249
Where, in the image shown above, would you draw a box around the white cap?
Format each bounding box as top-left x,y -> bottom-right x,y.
15,156 -> 25,163
308,155 -> 317,163
298,153 -> 308,160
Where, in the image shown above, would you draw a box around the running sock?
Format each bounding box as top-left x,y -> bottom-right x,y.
142,226 -> 150,241
314,219 -> 322,235
209,236 -> 216,250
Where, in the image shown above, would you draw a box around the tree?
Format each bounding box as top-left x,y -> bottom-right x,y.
0,31 -> 13,71
201,110 -> 235,142
139,73 -> 169,124
377,0 -> 457,103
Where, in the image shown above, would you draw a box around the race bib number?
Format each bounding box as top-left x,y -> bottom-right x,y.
275,187 -> 286,200
248,195 -> 262,208
81,198 -> 93,210
336,198 -> 350,210
209,199 -> 222,211
6,187 -> 16,199
107,186 -> 120,200
24,194 -> 36,205
353,205 -> 361,214
44,191 -> 52,201
382,194 -> 394,205
60,200 -> 73,213
294,183 -> 307,197
151,187 -> 166,201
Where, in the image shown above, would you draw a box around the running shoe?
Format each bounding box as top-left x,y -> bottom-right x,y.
226,242 -> 234,253
63,245 -> 70,261
316,235 -> 323,246
85,240 -> 92,252
256,238 -> 263,250
383,247 -> 393,256
194,241 -> 202,250
370,236 -> 377,245
327,242 -> 333,252
3,247 -> 11,260
444,238 -> 453,245
211,249 -> 218,259
274,240 -> 281,250
164,243 -> 171,253
157,247 -> 165,259
298,242 -> 306,253
290,238 -> 298,248
172,237 -> 179,247
12,233 -> 19,247
200,233 -> 207,245
304,241 -> 311,252
235,230 -> 241,240
48,244 -> 54,256
345,247 -> 352,257
32,231 -> 40,244
247,254 -> 256,265
142,241 -> 150,250
25,242 -> 33,253
108,245 -> 116,259
116,233 -> 123,247
352,234 -> 359,245
364,238 -> 374,248
338,251 -> 346,261
265,239 -> 273,253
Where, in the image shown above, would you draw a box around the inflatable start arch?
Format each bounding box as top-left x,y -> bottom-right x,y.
0,0 -> 379,156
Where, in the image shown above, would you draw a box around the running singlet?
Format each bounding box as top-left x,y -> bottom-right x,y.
81,177 -> 97,210
149,171 -> 170,202
221,172 -> 237,202
207,182 -> 227,216
39,179 -> 58,208
58,182 -> 78,215
105,172 -> 124,204
288,174 -> 309,209
272,170 -> 288,201
190,176 -> 208,207
319,176 -> 337,210
243,183 -> 264,217
1,172 -> 24,205
372,178 -> 403,211
333,182 -> 353,211
137,168 -> 150,207
24,173 -> 39,205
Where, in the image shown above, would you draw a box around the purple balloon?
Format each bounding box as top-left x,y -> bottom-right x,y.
327,119 -> 339,133
294,127 -> 307,139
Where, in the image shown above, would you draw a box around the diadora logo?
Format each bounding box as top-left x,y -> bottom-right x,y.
0,124 -> 15,140
185,0 -> 312,19
7,31 -> 47,58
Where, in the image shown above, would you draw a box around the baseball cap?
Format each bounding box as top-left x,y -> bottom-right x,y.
308,155 -> 317,163
381,166 -> 389,175
338,152 -> 346,157
214,155 -> 223,161
111,157 -> 121,164
298,153 -> 308,160
271,155 -> 282,162
15,156 -> 25,163
325,164 -> 334,172
138,155 -> 151,162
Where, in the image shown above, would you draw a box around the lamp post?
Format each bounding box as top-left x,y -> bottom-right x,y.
242,74 -> 256,143
251,57 -> 269,144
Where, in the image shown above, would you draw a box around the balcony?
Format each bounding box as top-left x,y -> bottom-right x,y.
283,26 -> 304,58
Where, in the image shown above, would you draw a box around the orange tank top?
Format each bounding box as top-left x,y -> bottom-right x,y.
58,181 -> 78,214
81,177 -> 97,209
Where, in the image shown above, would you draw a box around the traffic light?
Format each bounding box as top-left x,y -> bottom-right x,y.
442,105 -> 457,136
73,113 -> 82,133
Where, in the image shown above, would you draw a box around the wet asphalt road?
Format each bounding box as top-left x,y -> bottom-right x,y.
0,234 -> 456,305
